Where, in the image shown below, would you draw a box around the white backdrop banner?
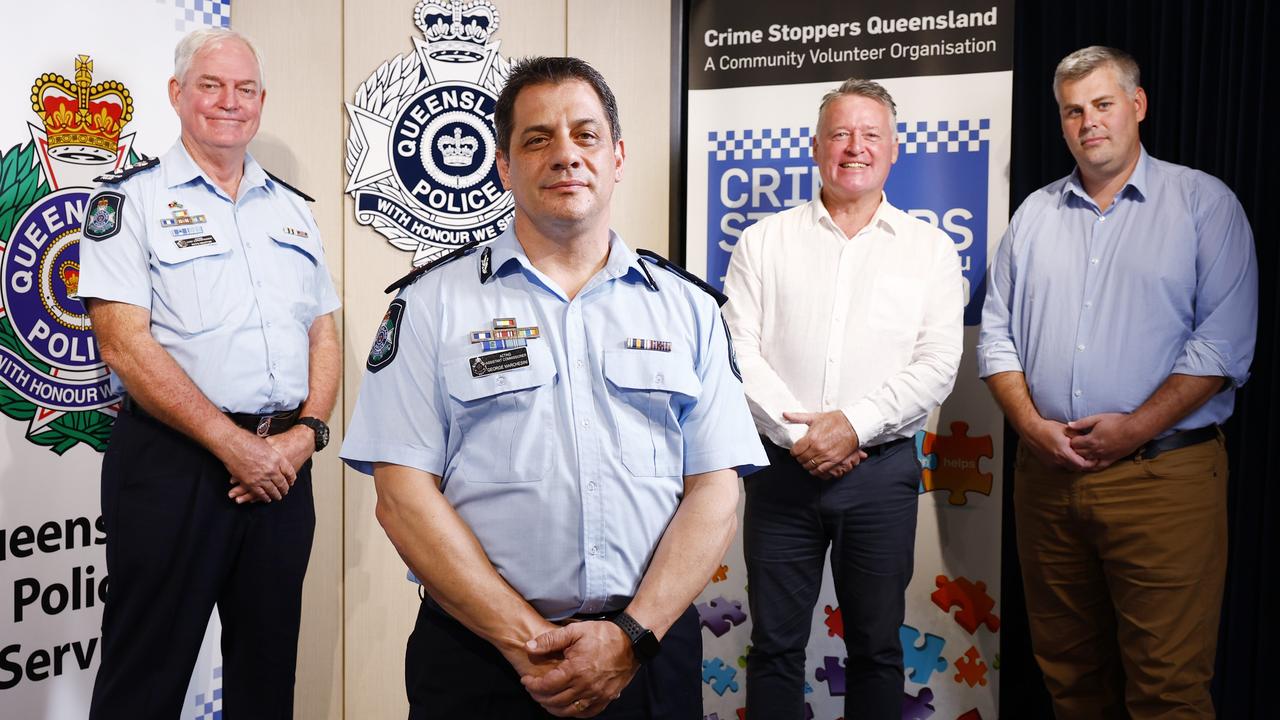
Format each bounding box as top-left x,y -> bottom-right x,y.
685,1 -> 1013,718
1,1 -> 230,717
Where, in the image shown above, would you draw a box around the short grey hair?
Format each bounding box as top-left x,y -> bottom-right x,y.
817,78 -> 898,134
1053,46 -> 1140,102
174,28 -> 265,89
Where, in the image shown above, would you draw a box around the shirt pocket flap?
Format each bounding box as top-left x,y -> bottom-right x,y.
443,342 -> 556,402
270,232 -> 322,264
152,237 -> 231,265
603,348 -> 701,398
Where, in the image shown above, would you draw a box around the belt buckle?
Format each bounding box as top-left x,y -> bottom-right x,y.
256,416 -> 271,437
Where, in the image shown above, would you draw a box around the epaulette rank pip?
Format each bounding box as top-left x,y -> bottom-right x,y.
637,249 -> 730,307
93,156 -> 160,185
384,240 -> 481,294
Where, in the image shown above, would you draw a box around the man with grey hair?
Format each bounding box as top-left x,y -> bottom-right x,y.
723,78 -> 963,718
80,27 -> 340,718
979,45 -> 1256,718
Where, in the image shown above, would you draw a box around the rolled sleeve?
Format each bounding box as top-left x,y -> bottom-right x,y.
976,222 -> 1024,378
1171,191 -> 1257,388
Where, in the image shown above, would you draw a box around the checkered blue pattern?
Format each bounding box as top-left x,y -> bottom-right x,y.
191,665 -> 224,720
709,128 -> 813,161
896,119 -> 991,154
164,0 -> 233,31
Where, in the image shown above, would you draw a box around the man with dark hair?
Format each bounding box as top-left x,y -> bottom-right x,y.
979,45 -> 1257,719
342,55 -> 766,719
723,78 -> 963,719
80,27 -> 340,719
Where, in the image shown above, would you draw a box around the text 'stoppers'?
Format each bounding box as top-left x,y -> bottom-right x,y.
346,0 -> 515,267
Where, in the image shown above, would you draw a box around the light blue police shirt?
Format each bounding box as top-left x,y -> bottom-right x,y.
78,140 -> 341,414
341,228 -> 767,620
977,148 -> 1257,433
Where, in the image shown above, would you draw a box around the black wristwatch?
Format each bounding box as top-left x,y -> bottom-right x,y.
296,417 -> 330,452
610,611 -> 660,664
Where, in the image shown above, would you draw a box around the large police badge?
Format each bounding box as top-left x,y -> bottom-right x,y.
346,0 -> 514,267
0,55 -> 138,453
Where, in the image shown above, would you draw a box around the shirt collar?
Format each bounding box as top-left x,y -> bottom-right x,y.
1061,145 -> 1150,208
808,192 -> 900,238
161,139 -> 267,195
483,227 -> 650,287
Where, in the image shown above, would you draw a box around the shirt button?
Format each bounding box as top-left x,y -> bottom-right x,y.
256,280 -> 263,288
496,377 -> 507,387
1098,216 -> 1106,223
589,545 -> 599,556
587,481 -> 597,493
265,321 -> 272,328
272,361 -> 279,369
1076,344 -> 1085,351
654,374 -> 664,385
581,419 -> 590,428
246,241 -> 253,248
1084,301 -> 1092,309
1073,389 -> 1082,398
1090,257 -> 1099,265
576,359 -> 585,369
828,358 -> 835,364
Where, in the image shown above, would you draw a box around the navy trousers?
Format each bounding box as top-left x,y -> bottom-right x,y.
406,601 -> 702,720
744,438 -> 920,720
89,409 -> 315,720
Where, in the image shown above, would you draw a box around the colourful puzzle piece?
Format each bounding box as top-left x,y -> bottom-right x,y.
697,596 -> 747,637
920,421 -> 993,505
954,646 -> 989,687
815,655 -> 847,696
957,710 -> 983,720
932,575 -> 1000,635
824,604 -> 844,639
900,624 -> 948,684
901,687 -> 936,720
712,564 -> 729,583
702,657 -> 740,696
737,644 -> 751,669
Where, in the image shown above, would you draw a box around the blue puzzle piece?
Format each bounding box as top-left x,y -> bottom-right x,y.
701,657 -> 740,696
900,624 -> 948,684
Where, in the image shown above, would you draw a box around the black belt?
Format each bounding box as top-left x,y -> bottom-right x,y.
863,436 -> 911,457
1128,425 -> 1219,462
122,395 -> 300,437
419,586 -> 622,622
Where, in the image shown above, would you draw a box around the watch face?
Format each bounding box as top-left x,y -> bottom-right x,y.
635,630 -> 660,661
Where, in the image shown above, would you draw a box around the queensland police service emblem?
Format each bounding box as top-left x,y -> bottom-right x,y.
346,0 -> 514,267
0,55 -> 138,452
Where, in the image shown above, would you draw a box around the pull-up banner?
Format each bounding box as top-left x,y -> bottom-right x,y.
684,1 -> 1013,718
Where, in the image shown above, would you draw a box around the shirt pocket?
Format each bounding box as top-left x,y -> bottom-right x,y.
150,238 -> 232,335
269,233 -> 322,323
442,342 -> 557,483
603,348 -> 702,477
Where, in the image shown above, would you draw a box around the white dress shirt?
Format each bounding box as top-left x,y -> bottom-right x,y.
722,195 -> 964,449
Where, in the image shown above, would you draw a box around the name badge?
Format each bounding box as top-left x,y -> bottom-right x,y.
470,348 -> 530,378
175,235 -> 217,248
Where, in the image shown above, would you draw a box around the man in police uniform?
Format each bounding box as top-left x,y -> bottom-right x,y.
341,57 -> 766,719
78,28 -> 340,719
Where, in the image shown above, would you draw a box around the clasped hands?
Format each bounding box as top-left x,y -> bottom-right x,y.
223,426 -> 314,504
1028,412 -> 1146,472
784,410 -> 867,479
508,620 -> 638,717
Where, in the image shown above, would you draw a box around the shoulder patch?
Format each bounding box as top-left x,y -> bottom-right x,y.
265,170 -> 315,202
367,299 -> 406,372
83,191 -> 126,241
384,240 -> 480,294
93,155 -> 160,185
637,249 -> 729,307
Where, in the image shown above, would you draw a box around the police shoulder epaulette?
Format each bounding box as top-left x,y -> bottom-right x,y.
384,240 -> 480,294
265,170 -> 315,202
637,249 -> 729,307
93,155 -> 160,185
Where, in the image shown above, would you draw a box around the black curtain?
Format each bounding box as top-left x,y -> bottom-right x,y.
1003,1 -> 1279,717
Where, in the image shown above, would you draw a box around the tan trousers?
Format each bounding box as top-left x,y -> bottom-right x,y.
1014,434 -> 1228,720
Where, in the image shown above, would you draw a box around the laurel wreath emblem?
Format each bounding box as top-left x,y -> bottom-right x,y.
0,140 -> 134,454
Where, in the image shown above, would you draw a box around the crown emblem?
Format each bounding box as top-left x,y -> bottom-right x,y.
59,260 -> 80,298
415,0 -> 500,62
31,55 -> 133,163
437,128 -> 479,167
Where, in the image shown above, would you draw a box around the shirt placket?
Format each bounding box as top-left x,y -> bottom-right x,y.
1070,202 -> 1113,418
565,290 -> 606,614
234,194 -> 281,408
821,233 -> 851,411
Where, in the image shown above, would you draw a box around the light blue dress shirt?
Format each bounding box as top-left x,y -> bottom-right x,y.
978,148 -> 1257,433
78,141 -> 341,414
341,228 -> 767,620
